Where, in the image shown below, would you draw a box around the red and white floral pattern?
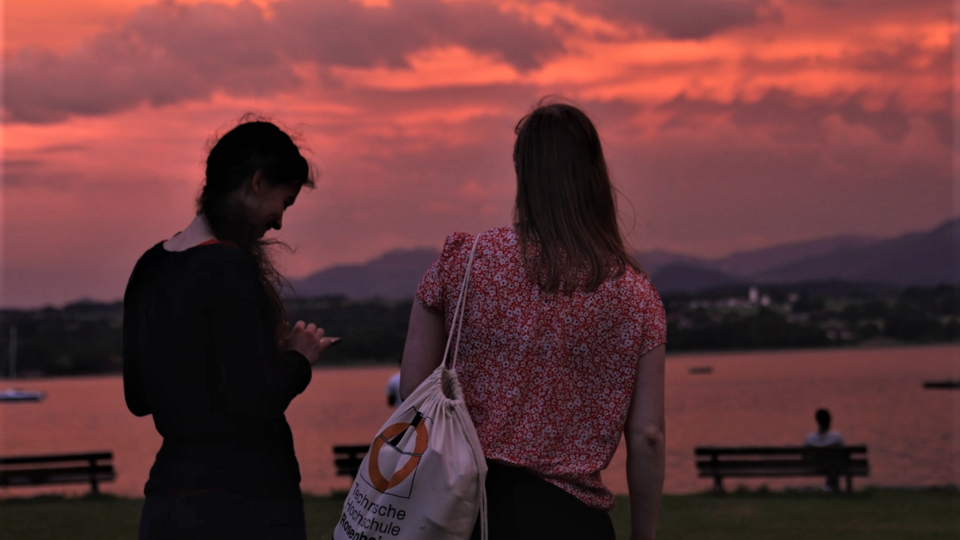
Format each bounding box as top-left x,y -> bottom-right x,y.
416,226 -> 666,510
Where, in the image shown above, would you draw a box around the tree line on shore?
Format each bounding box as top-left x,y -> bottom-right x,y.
0,285 -> 956,377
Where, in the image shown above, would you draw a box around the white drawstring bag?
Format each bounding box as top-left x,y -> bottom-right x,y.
333,235 -> 487,540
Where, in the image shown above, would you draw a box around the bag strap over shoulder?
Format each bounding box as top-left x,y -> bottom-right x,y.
442,233 -> 482,372
440,232 -> 489,540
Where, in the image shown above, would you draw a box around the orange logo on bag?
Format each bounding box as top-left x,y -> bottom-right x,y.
368,411 -> 429,493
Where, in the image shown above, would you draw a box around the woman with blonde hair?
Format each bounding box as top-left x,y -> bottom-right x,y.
401,101 -> 666,540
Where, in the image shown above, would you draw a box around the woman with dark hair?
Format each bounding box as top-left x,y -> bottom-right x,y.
123,120 -> 338,539
401,101 -> 666,540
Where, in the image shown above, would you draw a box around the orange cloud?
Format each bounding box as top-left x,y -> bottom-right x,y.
331,47 -> 521,90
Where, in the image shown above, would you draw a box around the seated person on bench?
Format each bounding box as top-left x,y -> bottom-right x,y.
803,408 -> 844,491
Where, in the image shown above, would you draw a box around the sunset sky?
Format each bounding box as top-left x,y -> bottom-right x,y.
2,0 -> 956,308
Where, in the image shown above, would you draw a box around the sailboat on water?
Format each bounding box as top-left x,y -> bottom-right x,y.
1,326 -> 46,403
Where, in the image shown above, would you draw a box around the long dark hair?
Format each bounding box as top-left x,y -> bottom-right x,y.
513,99 -> 642,293
197,119 -> 314,351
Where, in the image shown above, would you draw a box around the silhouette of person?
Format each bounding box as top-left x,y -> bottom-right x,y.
804,408 -> 845,491
804,408 -> 844,447
124,120 -> 338,540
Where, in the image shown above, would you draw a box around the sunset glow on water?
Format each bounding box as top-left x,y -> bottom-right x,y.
2,346 -> 957,498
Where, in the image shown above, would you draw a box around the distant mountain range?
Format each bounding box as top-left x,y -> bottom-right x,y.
286,218 -> 959,298
645,218 -> 959,293
286,248 -> 440,300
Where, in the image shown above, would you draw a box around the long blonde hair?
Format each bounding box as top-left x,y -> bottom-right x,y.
512,100 -> 643,293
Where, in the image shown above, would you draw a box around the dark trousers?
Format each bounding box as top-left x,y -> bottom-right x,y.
472,461 -> 615,540
138,492 -> 307,540
825,471 -> 841,492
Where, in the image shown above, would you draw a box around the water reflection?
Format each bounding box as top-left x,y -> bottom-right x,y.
1,345 -> 957,498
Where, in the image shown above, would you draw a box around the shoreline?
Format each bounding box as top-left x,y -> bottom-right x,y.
2,342 -> 956,379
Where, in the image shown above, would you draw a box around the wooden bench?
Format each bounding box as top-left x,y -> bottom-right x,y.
695,446 -> 869,493
333,445 -> 369,479
0,452 -> 115,495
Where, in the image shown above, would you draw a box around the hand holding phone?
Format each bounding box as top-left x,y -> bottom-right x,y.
286,320 -> 341,365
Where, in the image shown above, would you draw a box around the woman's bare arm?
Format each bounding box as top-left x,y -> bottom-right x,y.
625,344 -> 666,540
399,301 -> 447,399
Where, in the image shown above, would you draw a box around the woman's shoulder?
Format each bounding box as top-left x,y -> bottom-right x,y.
193,243 -> 258,278
442,231 -> 474,251
609,266 -> 663,305
441,226 -> 516,254
133,241 -> 168,266
140,240 -> 256,278
482,226 -> 518,246
126,242 -> 166,291
127,242 -> 261,313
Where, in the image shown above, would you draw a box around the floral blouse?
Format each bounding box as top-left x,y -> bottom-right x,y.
416,226 -> 666,510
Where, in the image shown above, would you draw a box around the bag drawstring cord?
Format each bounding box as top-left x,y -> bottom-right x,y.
442,234 -> 487,540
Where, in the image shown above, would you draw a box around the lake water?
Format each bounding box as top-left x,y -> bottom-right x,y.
1,345 -> 957,498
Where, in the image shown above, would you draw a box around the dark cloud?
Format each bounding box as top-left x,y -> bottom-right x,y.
658,90 -> 934,145
926,109 -> 952,148
31,143 -> 90,154
5,2 -> 297,123
788,0 -> 949,13
570,0 -> 780,39
1,158 -> 44,188
4,0 -> 563,124
1,144 -> 92,192
846,42 -> 951,74
272,0 -> 562,70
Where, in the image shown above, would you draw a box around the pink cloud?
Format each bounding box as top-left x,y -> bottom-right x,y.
2,0 -> 954,307
4,0 -> 563,123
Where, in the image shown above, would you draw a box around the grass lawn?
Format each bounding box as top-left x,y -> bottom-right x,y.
1,489 -> 957,540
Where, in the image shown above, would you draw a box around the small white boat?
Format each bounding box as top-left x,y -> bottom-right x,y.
0,387 -> 46,402
1,327 -> 46,402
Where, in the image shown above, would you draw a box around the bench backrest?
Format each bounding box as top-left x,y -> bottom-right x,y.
0,452 -> 113,467
333,445 -> 369,478
695,446 -> 867,457
0,452 -> 115,493
695,446 -> 868,471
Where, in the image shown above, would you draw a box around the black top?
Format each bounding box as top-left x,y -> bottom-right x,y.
123,241 -> 312,500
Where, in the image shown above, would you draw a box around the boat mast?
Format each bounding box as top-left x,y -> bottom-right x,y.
9,325 -> 16,380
